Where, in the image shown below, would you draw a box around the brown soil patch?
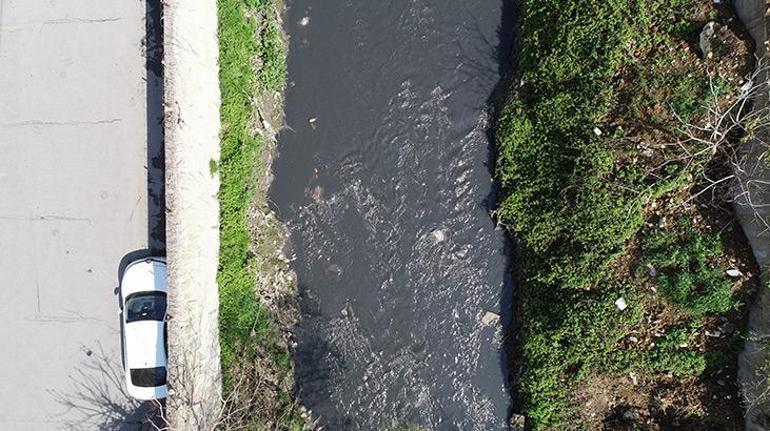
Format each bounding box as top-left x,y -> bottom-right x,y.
577,371 -> 744,430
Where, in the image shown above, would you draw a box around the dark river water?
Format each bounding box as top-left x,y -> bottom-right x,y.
269,1 -> 516,429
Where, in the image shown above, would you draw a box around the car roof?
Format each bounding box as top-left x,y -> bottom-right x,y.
125,320 -> 167,369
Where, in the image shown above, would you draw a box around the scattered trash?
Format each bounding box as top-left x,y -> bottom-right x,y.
593,127 -> 603,136
739,79 -> 753,98
726,268 -> 743,278
615,297 -> 628,311
629,372 -> 638,385
510,414 -> 526,431
645,263 -> 657,277
299,16 -> 310,26
481,311 -> 500,326
699,21 -> 719,58
431,228 -> 446,243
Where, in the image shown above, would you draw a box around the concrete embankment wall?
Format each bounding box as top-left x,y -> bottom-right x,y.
733,1 -> 770,430
163,0 -> 223,429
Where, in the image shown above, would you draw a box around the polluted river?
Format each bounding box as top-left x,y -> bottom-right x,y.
269,1 -> 516,429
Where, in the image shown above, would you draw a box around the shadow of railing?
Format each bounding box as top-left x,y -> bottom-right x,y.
145,0 -> 165,257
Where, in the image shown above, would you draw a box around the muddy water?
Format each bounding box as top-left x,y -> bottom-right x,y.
270,1 -> 515,429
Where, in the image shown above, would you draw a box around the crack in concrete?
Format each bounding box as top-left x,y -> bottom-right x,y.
4,17 -> 126,27
0,119 -> 122,127
0,215 -> 92,223
25,313 -> 101,324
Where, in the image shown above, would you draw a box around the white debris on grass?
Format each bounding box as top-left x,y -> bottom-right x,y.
615,297 -> 628,311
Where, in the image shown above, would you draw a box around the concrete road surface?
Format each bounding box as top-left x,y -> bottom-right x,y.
0,0 -> 164,429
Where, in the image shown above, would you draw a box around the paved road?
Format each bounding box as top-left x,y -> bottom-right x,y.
0,1 -> 163,429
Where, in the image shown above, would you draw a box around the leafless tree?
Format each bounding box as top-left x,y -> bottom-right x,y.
665,57 -> 770,232
674,56 -> 770,422
147,346 -> 314,431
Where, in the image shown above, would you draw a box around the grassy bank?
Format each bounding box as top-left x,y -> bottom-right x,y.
495,1 -> 758,429
218,0 -> 303,428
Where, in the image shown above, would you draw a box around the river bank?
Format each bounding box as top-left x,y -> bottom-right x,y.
494,1 -> 761,429
216,0 -> 307,428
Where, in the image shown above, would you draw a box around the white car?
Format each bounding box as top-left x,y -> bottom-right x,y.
120,257 -> 168,400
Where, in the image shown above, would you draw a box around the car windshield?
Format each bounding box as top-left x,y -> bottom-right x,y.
125,292 -> 166,323
130,366 -> 167,387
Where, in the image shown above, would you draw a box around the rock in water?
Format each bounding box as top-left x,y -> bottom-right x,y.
430,228 -> 446,243
481,311 -> 500,326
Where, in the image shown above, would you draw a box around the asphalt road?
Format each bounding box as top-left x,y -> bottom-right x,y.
0,1 -> 163,429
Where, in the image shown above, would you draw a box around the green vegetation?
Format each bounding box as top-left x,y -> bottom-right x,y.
495,0 -> 752,428
218,0 -> 301,428
219,0 -> 282,376
495,0 -> 713,293
641,223 -> 735,318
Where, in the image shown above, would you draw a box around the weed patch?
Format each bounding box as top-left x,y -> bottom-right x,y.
218,0 -> 304,428
496,0 -> 757,429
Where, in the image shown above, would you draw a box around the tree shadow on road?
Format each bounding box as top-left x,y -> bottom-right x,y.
48,343 -> 164,431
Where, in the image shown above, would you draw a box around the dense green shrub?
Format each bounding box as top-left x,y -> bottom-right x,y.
495,0 -> 743,428
642,223 -> 735,317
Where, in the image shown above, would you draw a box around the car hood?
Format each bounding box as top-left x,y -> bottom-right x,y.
125,320 -> 166,369
121,258 -> 167,299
